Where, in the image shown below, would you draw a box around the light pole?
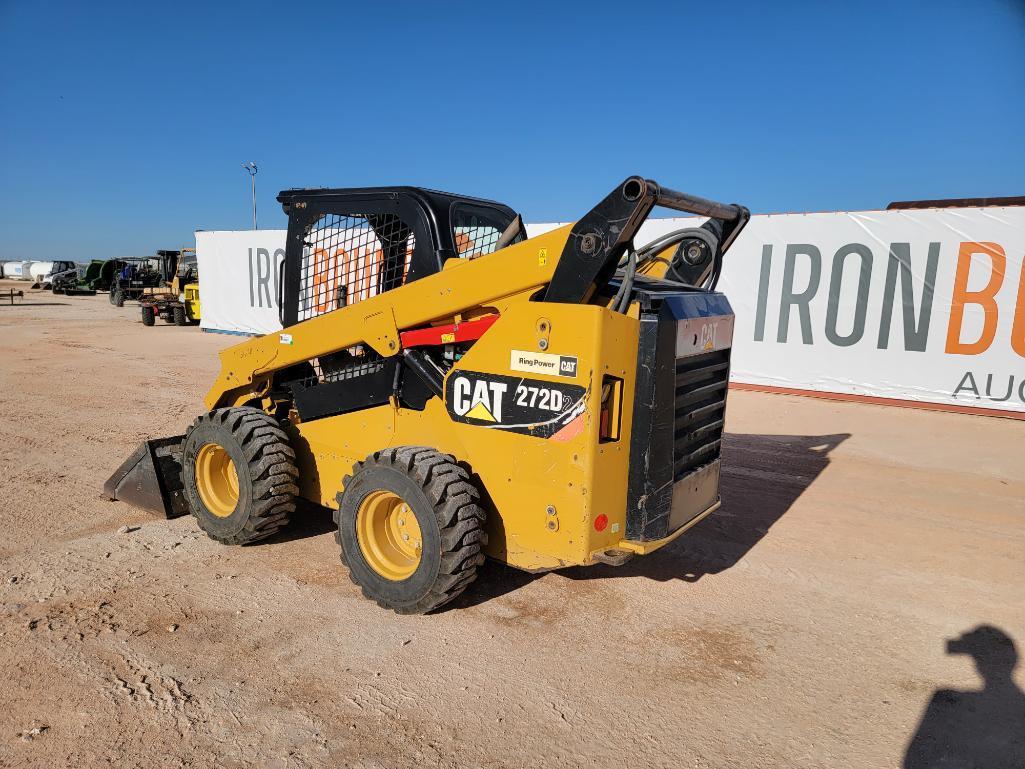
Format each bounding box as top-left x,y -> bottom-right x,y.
242,161 -> 258,230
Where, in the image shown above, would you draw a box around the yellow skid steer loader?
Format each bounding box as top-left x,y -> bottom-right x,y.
105,177 -> 749,613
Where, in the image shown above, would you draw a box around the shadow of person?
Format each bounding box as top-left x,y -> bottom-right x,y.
904,625 -> 1025,768
452,432 -> 849,608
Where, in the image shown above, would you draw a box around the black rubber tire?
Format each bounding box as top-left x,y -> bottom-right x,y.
141,305 -> 155,326
335,447 -> 486,614
172,305 -> 187,326
182,407 -> 298,545
112,289 -> 124,307
108,288 -> 117,305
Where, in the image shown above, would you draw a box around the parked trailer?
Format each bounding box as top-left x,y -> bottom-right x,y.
141,283 -> 201,326
1,261 -> 33,280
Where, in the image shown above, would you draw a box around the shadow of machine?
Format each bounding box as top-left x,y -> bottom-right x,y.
104,428 -> 848,610
459,431 -> 849,607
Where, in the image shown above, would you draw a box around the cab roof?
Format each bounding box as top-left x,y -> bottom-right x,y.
275,185 -> 517,221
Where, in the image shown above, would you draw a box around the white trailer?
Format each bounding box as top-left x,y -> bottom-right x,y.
1,261 -> 34,280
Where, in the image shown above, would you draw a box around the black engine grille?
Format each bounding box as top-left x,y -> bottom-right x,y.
673,349 -> 729,482
625,291 -> 734,541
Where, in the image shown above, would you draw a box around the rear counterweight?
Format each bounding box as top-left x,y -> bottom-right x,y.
625,291 -> 733,541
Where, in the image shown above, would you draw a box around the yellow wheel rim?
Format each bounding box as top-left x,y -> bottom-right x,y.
195,443 -> 240,518
356,490 -> 423,581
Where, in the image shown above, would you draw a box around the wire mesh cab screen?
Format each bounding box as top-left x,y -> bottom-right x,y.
297,212 -> 416,323
279,189 -> 522,328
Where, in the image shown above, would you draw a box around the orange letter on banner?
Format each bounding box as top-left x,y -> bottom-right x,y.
1011,259 -> 1025,358
945,242 -> 1006,355
312,248 -> 329,313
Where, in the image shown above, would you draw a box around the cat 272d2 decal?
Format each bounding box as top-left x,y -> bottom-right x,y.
445,370 -> 588,440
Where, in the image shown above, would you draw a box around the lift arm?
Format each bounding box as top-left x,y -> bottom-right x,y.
543,177 -> 749,304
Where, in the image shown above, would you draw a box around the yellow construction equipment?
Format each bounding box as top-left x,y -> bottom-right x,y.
139,248 -> 200,326
105,178 -> 749,613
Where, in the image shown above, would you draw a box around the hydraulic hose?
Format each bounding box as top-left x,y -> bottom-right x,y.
612,226 -> 725,314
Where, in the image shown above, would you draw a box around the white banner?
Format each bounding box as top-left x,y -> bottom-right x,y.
195,230 -> 286,335
196,207 -> 1025,414
194,225 -> 556,335
734,207 -> 1025,415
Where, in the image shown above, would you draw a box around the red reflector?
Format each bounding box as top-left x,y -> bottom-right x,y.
594,514 -> 608,532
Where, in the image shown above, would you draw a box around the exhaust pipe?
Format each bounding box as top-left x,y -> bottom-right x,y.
103,435 -> 190,518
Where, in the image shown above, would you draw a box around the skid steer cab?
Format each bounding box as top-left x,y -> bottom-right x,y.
105,178 -> 750,613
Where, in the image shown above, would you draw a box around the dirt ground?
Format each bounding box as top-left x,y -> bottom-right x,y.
0,281 -> 1022,768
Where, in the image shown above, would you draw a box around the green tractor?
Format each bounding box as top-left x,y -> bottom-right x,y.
52,260 -> 104,296
52,258 -> 131,296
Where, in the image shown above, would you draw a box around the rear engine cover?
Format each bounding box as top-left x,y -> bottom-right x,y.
625,291 -> 733,541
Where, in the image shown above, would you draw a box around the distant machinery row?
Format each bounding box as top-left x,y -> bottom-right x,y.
1,250 -> 201,325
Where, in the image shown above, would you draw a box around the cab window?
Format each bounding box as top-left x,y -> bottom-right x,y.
451,203 -> 522,259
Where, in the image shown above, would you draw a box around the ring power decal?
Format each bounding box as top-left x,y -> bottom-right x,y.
509,350 -> 578,378
446,370 -> 587,439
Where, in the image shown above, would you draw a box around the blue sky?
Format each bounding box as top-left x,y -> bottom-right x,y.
1,0 -> 1023,260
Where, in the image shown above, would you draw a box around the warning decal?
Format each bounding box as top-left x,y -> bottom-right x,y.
445,370 -> 587,438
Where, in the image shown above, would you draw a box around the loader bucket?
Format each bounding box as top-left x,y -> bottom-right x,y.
103,435 -> 190,519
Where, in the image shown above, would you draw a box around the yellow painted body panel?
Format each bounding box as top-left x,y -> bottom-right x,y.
636,244 -> 676,280
288,301 -> 639,571
184,283 -> 201,321
203,224 -> 681,571
616,501 -> 719,555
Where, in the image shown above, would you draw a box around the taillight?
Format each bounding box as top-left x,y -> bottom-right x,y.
598,376 -> 622,442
